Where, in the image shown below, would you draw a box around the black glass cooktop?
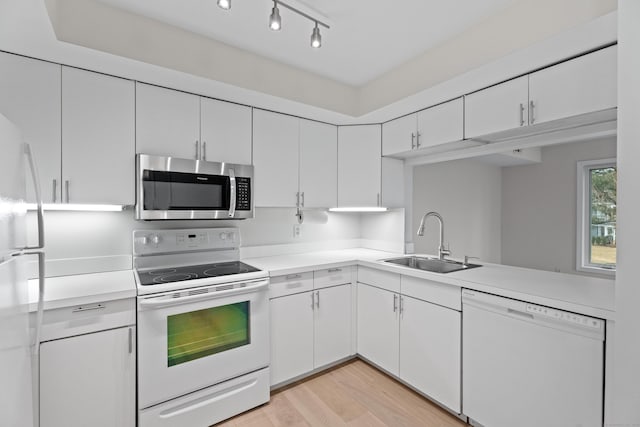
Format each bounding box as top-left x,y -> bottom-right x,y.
137,261 -> 261,286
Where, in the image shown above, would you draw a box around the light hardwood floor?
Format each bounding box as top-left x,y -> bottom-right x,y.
216,359 -> 467,427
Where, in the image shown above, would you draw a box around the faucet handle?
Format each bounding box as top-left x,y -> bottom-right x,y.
441,244 -> 451,258
464,255 -> 479,266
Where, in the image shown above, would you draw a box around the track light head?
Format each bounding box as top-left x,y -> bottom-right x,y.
269,2 -> 282,31
217,0 -> 231,10
310,22 -> 321,48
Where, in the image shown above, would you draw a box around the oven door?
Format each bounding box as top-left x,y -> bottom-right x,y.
137,279 -> 269,409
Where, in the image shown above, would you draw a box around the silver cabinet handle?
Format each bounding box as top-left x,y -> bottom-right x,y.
65,180 -> 70,203
529,100 -> 535,124
400,296 -> 404,315
377,193 -> 381,207
202,141 -> 207,161
519,103 -> 525,126
416,132 -> 421,148
228,168 -> 236,218
72,303 -> 105,313
411,133 -> 416,149
327,268 -> 342,273
52,179 -> 57,203
393,294 -> 398,312
128,328 -> 133,354
316,290 -> 320,309
301,192 -> 305,208
286,274 -> 302,280
195,140 -> 200,159
296,192 -> 300,208
311,291 -> 315,308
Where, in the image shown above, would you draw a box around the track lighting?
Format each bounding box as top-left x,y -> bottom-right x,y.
269,1 -> 282,31
217,0 -> 231,10
217,0 -> 329,48
310,22 -> 321,48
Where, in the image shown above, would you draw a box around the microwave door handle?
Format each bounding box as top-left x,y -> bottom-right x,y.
228,169 -> 236,218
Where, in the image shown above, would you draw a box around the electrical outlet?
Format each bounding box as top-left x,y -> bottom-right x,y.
293,224 -> 301,238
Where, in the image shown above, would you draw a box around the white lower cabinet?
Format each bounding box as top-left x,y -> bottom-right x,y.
40,326 -> 136,427
270,269 -> 353,386
270,291 -> 315,385
399,295 -> 461,413
356,283 -> 400,376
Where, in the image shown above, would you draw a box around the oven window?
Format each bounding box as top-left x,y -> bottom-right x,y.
167,301 -> 250,367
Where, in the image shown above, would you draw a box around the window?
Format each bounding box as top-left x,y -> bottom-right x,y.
577,159 -> 617,274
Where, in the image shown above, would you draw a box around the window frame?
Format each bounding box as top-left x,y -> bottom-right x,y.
576,158 -> 617,276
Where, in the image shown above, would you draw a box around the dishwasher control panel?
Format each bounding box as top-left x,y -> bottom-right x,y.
525,303 -> 603,329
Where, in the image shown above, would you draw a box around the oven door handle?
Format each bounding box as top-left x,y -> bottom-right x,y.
138,279 -> 269,309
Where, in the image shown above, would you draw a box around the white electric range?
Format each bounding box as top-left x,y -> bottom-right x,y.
133,228 -> 270,427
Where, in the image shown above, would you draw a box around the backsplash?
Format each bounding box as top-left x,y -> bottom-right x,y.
27,207 -> 404,277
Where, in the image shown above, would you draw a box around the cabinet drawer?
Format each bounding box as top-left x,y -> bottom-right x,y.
38,298 -> 136,342
357,266 -> 400,293
314,266 -> 351,290
269,272 -> 314,299
401,276 -> 461,311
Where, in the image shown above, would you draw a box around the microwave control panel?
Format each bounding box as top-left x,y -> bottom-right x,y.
236,177 -> 251,210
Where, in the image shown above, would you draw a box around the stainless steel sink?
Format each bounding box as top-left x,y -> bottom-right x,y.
383,256 -> 481,274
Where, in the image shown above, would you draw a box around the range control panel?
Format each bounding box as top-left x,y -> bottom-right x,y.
525,303 -> 603,329
133,228 -> 239,256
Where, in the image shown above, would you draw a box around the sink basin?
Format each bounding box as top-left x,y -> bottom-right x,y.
383,256 -> 481,274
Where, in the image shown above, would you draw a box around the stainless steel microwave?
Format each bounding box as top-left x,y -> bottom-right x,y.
136,154 -> 253,220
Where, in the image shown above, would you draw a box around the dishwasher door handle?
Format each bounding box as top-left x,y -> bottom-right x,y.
507,308 -> 534,320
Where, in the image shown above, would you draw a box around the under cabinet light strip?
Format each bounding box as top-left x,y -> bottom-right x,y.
329,207 -> 388,213
26,204 -> 124,212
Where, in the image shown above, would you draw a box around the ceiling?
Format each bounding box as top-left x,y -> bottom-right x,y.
95,0 -> 519,87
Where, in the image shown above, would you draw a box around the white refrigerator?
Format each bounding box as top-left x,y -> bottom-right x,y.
0,113 -> 45,427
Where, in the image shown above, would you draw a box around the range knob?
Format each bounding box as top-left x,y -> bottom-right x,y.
150,235 -> 161,245
219,232 -> 227,240
139,236 -> 149,245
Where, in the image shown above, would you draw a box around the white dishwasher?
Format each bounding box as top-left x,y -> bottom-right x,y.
462,289 -> 605,427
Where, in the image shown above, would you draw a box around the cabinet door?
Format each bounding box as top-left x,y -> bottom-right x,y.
382,113 -> 417,156
314,284 -> 351,368
299,119 -> 337,208
0,53 -> 61,203
356,283 -> 399,376
464,76 -> 529,139
62,67 -> 135,205
337,125 -> 382,207
200,97 -> 252,164
40,327 -> 136,427
417,98 -> 464,148
270,292 -> 314,385
135,83 -> 200,159
400,296 -> 461,413
253,109 -> 299,207
529,46 -> 617,125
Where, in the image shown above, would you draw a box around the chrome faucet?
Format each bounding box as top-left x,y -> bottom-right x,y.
417,211 -> 450,260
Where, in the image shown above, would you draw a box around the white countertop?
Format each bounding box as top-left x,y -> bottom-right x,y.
29,249 -> 615,320
245,249 -> 616,320
28,270 -> 137,312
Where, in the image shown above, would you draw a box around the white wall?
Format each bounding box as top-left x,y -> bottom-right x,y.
608,1 -> 640,423
501,138 -> 616,276
359,209 -> 405,254
412,159 -> 502,262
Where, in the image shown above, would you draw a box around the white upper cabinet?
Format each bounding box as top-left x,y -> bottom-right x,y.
135,83 -> 200,159
417,98 -> 464,149
200,98 -> 252,164
338,125 -> 382,207
299,119 -> 337,208
382,113 -> 417,156
253,109 -> 299,207
528,45 -> 617,125
62,67 -> 135,205
0,53 -> 61,203
464,76 -> 529,139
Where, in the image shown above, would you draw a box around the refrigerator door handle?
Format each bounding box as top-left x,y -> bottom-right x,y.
18,250 -> 45,354
23,143 -> 44,250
